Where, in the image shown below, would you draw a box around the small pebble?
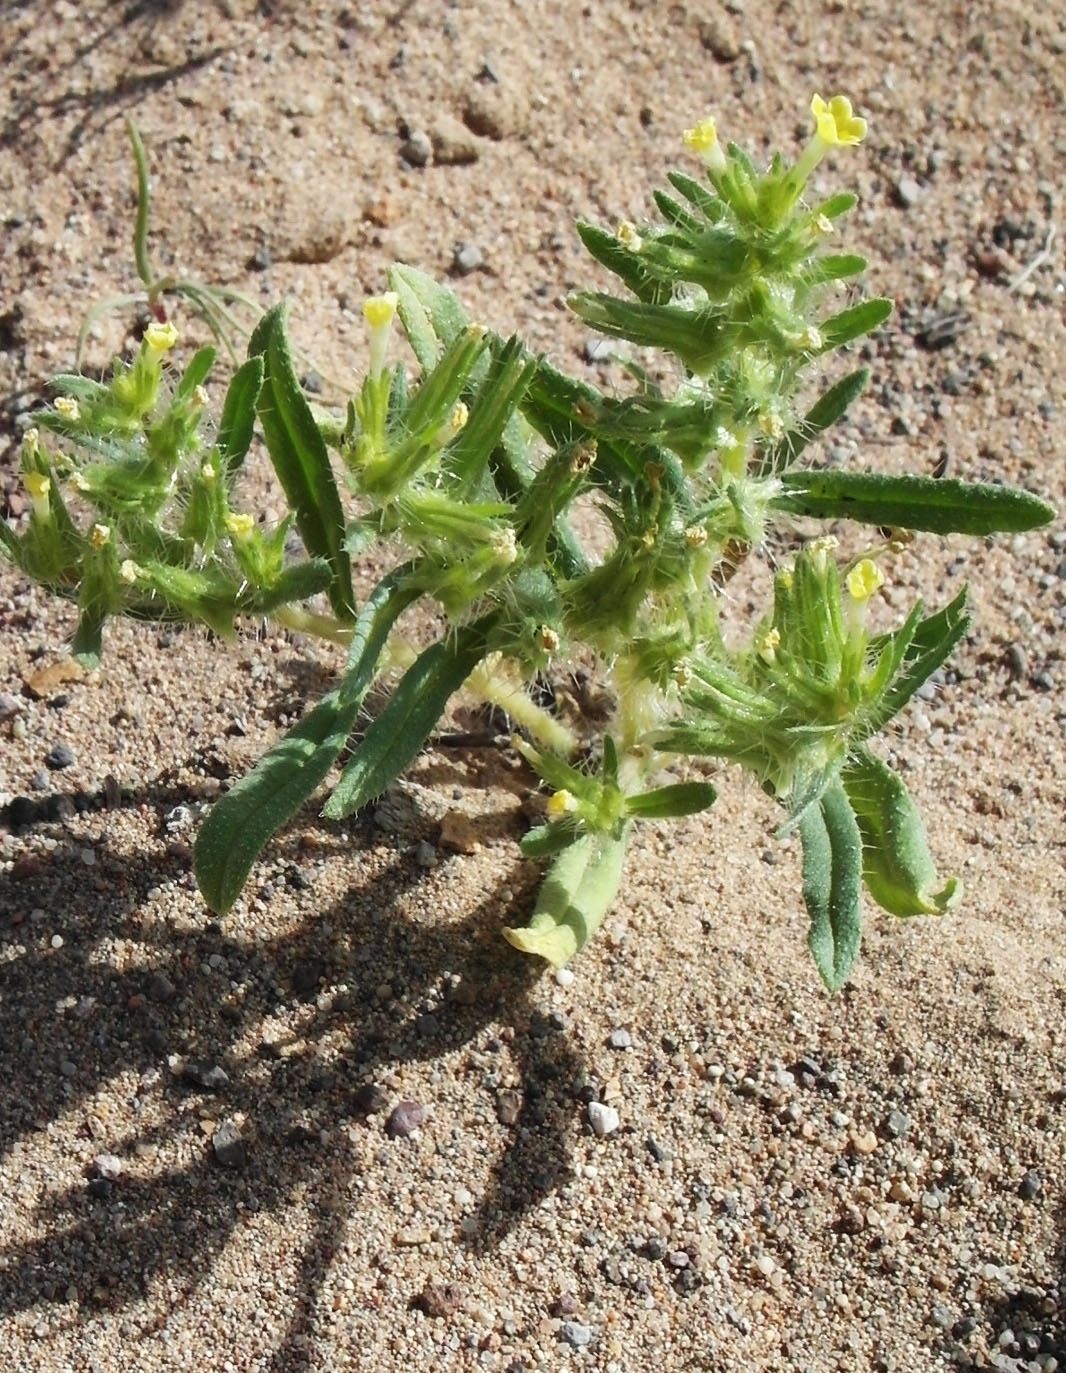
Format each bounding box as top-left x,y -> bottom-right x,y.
587,1101 -> 619,1138
212,1119 -> 247,1168
399,129 -> 432,167
584,336 -> 612,363
895,174 -> 922,208
555,967 -> 575,987
46,742 -> 75,770
385,1100 -> 429,1138
559,1320 -> 593,1349
1018,1169 -> 1043,1200
147,972 -> 177,1003
92,1152 -> 122,1180
451,241 -> 483,275
607,1028 -> 632,1050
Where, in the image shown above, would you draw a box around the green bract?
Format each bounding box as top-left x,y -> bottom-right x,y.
1,101 -> 1054,991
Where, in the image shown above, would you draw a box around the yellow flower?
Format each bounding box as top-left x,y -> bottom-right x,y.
54,395 -> 80,421
226,512 -> 255,538
363,291 -> 398,379
119,560 -> 143,585
546,788 -> 578,818
90,523 -> 111,549
682,116 -> 726,173
810,94 -> 867,148
846,557 -> 885,602
759,627 -> 781,663
144,320 -> 179,353
537,625 -> 560,654
616,220 -> 643,251
24,471 -> 51,519
684,523 -> 708,548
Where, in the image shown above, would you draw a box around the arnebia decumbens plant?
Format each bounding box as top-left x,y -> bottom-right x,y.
1,97 -> 1053,990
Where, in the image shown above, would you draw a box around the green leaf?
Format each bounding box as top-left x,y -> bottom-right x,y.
842,746 -> 960,917
797,780 -> 864,992
576,223 -> 669,305
624,780 -> 717,819
175,345 -> 216,401
244,559 -> 333,613
519,823 -> 580,859
388,264 -> 470,370
814,192 -> 857,221
802,253 -> 867,286
772,471 -> 1055,535
248,306 -> 354,619
763,368 -> 869,473
322,611 -> 500,819
863,588 -> 970,734
818,297 -> 893,349
217,355 -> 264,475
504,829 -> 629,967
194,571 -> 418,913
665,170 -> 724,222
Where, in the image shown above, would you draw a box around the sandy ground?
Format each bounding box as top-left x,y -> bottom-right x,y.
1,2 -> 1065,1370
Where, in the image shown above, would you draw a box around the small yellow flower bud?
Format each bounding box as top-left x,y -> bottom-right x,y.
846,558 -> 885,603
200,460 -> 217,483
69,471 -> 90,493
814,213 -> 835,235
193,384 -> 209,407
797,325 -> 823,351
490,527 -> 517,565
449,401 -> 469,432
144,320 -> 179,353
759,627 -> 781,663
810,94 -> 867,148
684,524 -> 708,548
758,409 -> 785,441
682,116 -> 727,173
546,788 -> 579,818
226,512 -> 255,538
24,471 -> 51,520
55,396 -> 80,421
671,660 -> 693,689
616,220 -> 643,251
21,427 -> 39,457
537,625 -> 560,654
119,559 -> 143,584
90,523 -> 111,549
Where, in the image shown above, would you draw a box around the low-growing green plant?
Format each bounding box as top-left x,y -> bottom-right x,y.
2,97 -> 1053,989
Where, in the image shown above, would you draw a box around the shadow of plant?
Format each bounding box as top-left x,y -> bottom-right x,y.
0,0 -> 218,166
0,782 -> 585,1357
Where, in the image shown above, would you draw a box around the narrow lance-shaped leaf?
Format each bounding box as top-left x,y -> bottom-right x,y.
842,746 -> 960,917
763,368 -> 869,474
194,571 -> 419,914
797,780 -> 864,992
576,223 -> 669,305
817,297 -> 893,350
861,588 -> 970,736
773,470 -> 1055,535
624,781 -> 717,819
323,610 -> 502,820
175,345 -> 216,401
388,263 -> 470,370
248,305 -> 354,619
217,355 -> 264,476
504,829 -> 629,967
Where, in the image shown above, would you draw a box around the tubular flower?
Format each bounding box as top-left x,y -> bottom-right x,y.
682,116 -> 726,174
144,320 -> 179,353
845,557 -> 885,603
363,291 -> 398,380
225,512 -> 255,538
24,471 -> 51,520
546,788 -> 579,818
55,395 -> 80,421
810,94 -> 867,148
